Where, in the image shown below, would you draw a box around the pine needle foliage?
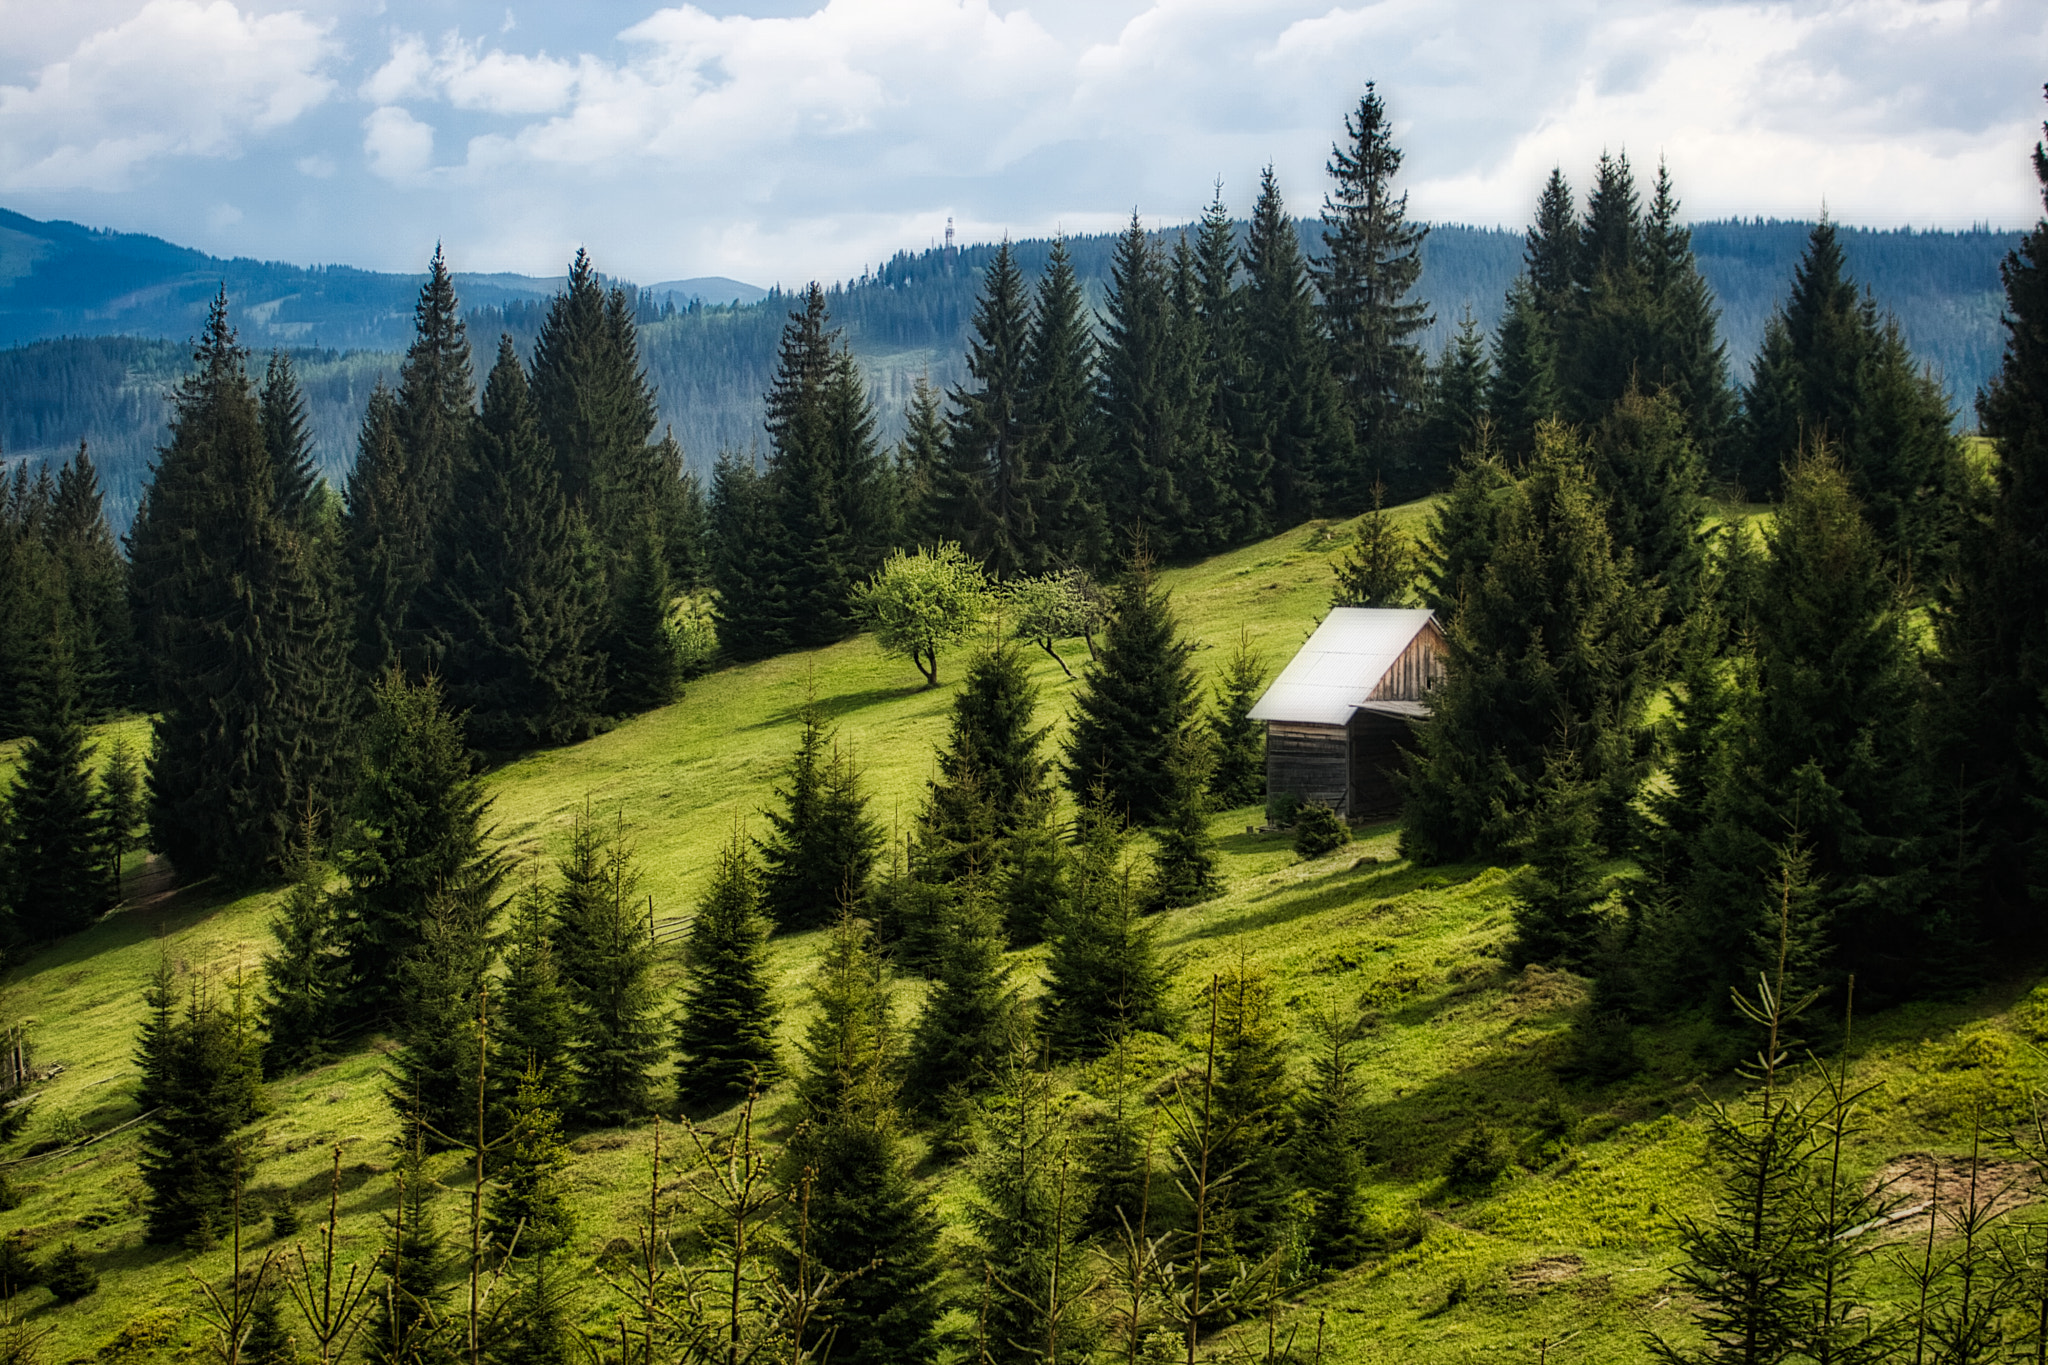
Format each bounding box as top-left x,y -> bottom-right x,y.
675,832 -> 780,1112
336,671 -> 502,1022
1063,559 -> 1202,828
1205,630 -> 1267,809
758,704 -> 883,933
550,808 -> 662,1128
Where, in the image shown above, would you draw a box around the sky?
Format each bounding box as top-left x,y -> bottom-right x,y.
0,0 -> 2043,290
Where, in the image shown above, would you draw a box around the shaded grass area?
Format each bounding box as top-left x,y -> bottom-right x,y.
0,504 -> 2043,1361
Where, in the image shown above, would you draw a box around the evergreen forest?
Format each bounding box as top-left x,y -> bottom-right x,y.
0,83 -> 2046,1365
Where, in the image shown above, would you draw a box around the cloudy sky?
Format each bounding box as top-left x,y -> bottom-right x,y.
0,0 -> 2043,288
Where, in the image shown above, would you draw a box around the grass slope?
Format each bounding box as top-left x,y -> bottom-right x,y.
2,505 -> 2044,1362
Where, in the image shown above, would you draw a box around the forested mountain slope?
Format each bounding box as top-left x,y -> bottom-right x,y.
0,508 -> 2043,1361
0,209 -> 2016,527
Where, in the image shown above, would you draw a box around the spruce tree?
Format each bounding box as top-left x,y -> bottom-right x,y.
942,241 -> 1036,574
1488,278 -> 1562,462
758,705 -> 883,932
347,248 -> 474,679
675,832 -> 781,1111
967,1059 -> 1098,1365
530,252 -> 675,705
1556,152 -> 1657,430
1741,218 -> 1966,565
550,809 -> 662,1127
365,1145 -> 455,1365
1640,162 -> 1736,470
259,853 -> 344,1073
1507,746 -> 1605,970
1243,166 -> 1355,519
342,384 -> 425,679
792,915 -> 945,1365
129,292 -> 346,880
929,640 -> 1051,844
1063,560 -> 1202,827
708,451 -> 774,659
904,891 -> 1021,1114
1401,421 -> 1661,862
1415,310 -> 1492,485
386,898 -> 494,1154
1316,83 -> 1432,493
486,1067 -> 576,1255
1292,1007 -> 1372,1268
1205,961 -> 1297,1262
336,671 -> 503,1019
430,336 -> 605,749
490,877 -> 575,1104
1191,190 -> 1272,549
46,442 -> 131,717
1331,483 -> 1417,608
754,286 -> 858,652
1206,631 -> 1268,809
1020,238 -> 1109,572
1588,385 -> 1709,614
393,246 -> 475,544
1165,234 -> 1236,558
1678,451 -> 1931,1000
1937,101 -> 2048,935
896,376 -> 949,549
98,736 -> 141,897
1096,215 -> 1195,557
1041,798 -> 1169,1057
137,978 -> 267,1247
0,467 -> 62,740
1149,730 -> 1222,909
606,517 -> 680,714
2,636 -> 113,939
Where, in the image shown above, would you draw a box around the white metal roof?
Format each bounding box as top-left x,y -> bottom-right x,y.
1247,608 -> 1438,727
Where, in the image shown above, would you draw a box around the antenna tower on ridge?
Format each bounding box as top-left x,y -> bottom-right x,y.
945,217 -> 955,253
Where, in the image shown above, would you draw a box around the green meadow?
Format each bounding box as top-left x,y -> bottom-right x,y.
1,504 -> 2042,1362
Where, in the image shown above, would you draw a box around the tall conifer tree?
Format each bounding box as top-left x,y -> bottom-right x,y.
1416,310 -> 1493,483
1317,83 -> 1432,496
1,634 -> 113,938
431,336 -> 606,748
336,672 -> 502,1019
944,242 -> 1036,575
551,809 -> 662,1127
1063,561 -> 1202,827
1401,422 -> 1661,862
1244,167 -> 1355,520
1937,100 -> 2048,936
792,915 -> 945,1365
129,293 -> 346,880
1020,239 -> 1108,571
675,833 -> 781,1111
47,442 -> 131,717
1096,216 -> 1194,557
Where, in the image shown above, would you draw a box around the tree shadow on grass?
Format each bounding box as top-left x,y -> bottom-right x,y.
1163,857 -> 1500,946
744,685 -> 939,732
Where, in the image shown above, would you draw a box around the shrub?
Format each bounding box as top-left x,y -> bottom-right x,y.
270,1202 -> 300,1239
1443,1123 -> 1514,1193
1293,802 -> 1352,859
0,1236 -> 35,1298
40,1243 -> 96,1303
1266,791 -> 1303,828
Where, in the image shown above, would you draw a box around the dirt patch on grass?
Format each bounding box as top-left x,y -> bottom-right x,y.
1507,1253 -> 1584,1290
1862,1154 -> 2041,1238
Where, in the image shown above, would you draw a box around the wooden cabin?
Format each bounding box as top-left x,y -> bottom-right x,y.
1247,608 -> 1447,821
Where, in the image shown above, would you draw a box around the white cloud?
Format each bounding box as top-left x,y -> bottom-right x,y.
1,0 -> 2041,283
0,0 -> 335,191
363,104 -> 433,180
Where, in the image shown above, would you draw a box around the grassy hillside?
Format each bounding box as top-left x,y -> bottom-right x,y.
2,507 -> 2044,1361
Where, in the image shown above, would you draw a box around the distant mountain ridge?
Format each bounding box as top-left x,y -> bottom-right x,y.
0,206 -> 2020,529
